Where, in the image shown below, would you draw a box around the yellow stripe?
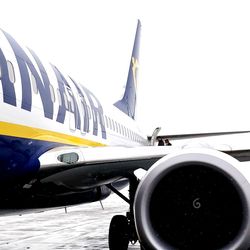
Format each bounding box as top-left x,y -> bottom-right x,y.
0,121 -> 106,147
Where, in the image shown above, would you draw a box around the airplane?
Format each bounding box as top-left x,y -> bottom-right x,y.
1,20 -> 250,250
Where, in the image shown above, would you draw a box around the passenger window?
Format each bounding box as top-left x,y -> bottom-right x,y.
100,115 -> 105,126
87,106 -> 91,119
49,85 -> 55,102
122,127 -> 125,136
118,124 -> 121,134
70,97 -> 75,112
125,128 -> 128,137
96,114 -> 100,123
105,116 -> 109,128
108,117 -> 112,130
57,89 -> 62,106
115,121 -> 118,132
31,73 -> 38,94
63,93 -> 69,109
7,61 -> 15,83
69,112 -> 76,131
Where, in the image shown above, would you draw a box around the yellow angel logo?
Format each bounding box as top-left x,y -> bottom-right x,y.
132,57 -> 139,89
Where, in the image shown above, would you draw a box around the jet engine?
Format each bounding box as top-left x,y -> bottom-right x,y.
134,149 -> 250,250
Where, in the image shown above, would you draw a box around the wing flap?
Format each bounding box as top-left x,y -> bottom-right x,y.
151,131 -> 250,141
223,149 -> 250,162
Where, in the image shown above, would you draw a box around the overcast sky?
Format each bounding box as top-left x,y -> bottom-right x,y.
1,0 -> 250,135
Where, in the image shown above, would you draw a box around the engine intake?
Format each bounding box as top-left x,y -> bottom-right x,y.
134,149 -> 250,250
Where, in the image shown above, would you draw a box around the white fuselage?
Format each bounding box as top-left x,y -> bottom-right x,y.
0,29 -> 147,150
0,29 -> 147,183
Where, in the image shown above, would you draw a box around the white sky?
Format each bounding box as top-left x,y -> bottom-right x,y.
1,0 -> 250,135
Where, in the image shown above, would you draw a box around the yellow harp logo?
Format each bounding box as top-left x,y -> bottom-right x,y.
132,57 -> 139,89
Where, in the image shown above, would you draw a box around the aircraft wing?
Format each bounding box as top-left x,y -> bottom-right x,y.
38,146 -> 173,188
38,145 -> 250,189
17,144 -> 250,249
149,130 -> 250,141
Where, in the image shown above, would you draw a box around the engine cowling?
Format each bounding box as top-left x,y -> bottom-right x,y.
134,149 -> 250,250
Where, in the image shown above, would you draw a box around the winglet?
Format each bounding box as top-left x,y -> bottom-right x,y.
114,20 -> 141,120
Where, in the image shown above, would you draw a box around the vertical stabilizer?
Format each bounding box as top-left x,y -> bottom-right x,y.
114,20 -> 141,120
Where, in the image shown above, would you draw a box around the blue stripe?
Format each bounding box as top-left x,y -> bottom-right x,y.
0,135 -> 62,182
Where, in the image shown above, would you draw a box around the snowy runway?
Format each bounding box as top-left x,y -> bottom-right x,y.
0,192 -> 140,249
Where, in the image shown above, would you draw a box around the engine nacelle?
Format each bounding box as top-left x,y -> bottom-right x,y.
134,149 -> 250,250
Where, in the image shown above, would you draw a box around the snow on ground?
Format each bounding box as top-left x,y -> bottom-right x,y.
0,190 -> 140,249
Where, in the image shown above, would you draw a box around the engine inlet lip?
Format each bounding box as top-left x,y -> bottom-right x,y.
134,149 -> 250,250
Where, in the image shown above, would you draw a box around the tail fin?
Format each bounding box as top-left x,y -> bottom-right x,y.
114,20 -> 141,120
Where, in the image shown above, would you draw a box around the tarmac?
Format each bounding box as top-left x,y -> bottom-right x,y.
0,190 -> 140,249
